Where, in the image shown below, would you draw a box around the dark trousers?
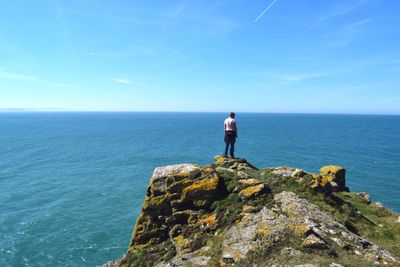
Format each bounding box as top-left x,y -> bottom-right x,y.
224,141 -> 235,158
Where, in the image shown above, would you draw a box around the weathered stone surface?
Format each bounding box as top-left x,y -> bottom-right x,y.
198,214 -> 218,230
128,163 -> 218,252
273,191 -> 399,264
190,255 -> 211,266
310,173 -> 333,195
330,237 -> 348,249
214,155 -> 227,165
291,168 -> 307,180
117,159 -> 400,267
356,192 -> 372,204
237,170 -> 250,179
181,171 -> 220,208
221,217 -> 259,264
214,155 -> 258,170
148,164 -> 200,197
238,178 -> 263,186
239,183 -> 265,199
151,164 -> 201,183
271,166 -> 297,177
167,178 -> 193,194
302,234 -> 327,249
156,254 -> 211,267
319,165 -> 347,191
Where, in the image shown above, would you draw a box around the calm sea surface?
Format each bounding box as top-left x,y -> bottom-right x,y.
1,112 -> 399,266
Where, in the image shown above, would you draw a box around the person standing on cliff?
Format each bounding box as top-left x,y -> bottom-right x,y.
224,112 -> 238,158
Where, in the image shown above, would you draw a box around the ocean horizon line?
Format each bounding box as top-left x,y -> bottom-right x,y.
0,109 -> 400,116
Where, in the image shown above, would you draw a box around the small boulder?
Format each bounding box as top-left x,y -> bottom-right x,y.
190,256 -> 211,266
356,192 -> 372,204
272,166 -> 297,177
291,168 -> 307,180
319,165 -> 348,192
302,234 -> 327,249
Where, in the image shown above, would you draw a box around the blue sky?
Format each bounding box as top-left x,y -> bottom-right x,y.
0,0 -> 399,114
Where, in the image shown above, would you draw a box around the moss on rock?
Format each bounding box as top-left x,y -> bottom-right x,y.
114,158 -> 400,267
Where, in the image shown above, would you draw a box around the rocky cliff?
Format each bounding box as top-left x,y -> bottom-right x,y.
106,157 -> 400,267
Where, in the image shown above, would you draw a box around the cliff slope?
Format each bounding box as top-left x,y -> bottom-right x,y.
111,157 -> 400,267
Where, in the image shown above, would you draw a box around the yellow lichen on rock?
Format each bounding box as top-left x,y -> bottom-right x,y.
238,179 -> 262,186
167,178 -> 193,194
310,173 -> 322,189
214,155 -> 226,165
239,183 -> 265,199
119,159 -> 400,267
173,235 -> 189,246
320,165 -> 344,184
256,221 -> 273,237
302,234 -> 326,249
173,235 -> 191,253
319,165 -> 347,191
203,165 -> 214,172
198,214 -> 218,229
288,223 -> 310,236
181,172 -> 220,208
242,205 -> 255,213
142,194 -> 171,211
320,165 -> 344,175
182,175 -> 219,196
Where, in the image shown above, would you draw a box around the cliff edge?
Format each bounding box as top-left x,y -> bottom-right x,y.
106,157 -> 400,267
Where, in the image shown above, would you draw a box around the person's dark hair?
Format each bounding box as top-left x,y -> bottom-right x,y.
229,112 -> 235,118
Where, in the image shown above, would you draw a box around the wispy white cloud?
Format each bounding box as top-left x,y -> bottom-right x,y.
0,68 -> 43,82
54,2 -> 238,38
78,46 -> 154,57
80,52 -> 140,57
169,3 -> 187,18
0,67 -> 72,88
48,83 -> 73,88
345,18 -> 373,33
279,72 -> 332,82
244,69 -> 333,83
113,78 -> 131,84
163,2 -> 239,37
254,0 -> 280,23
326,18 -> 373,48
52,3 -> 73,51
312,0 -> 368,28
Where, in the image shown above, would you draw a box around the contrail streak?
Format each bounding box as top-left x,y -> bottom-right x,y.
254,0 -> 280,22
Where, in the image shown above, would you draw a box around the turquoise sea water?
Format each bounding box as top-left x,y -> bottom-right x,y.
1,112 -> 399,266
